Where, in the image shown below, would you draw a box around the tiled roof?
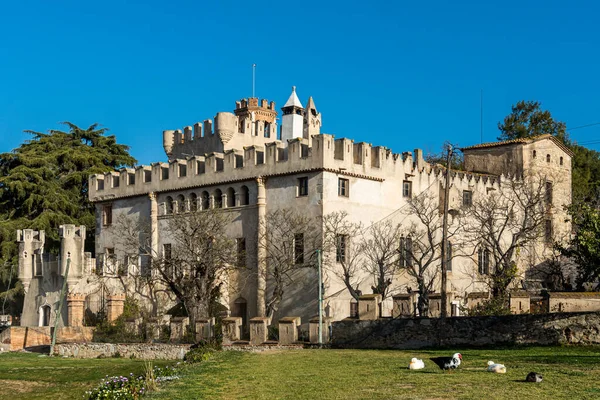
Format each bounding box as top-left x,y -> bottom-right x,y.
462,134 -> 573,156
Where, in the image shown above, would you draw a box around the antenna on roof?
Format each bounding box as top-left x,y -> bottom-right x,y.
252,64 -> 256,98
480,89 -> 483,144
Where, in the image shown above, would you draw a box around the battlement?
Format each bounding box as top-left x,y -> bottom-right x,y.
90,134 -> 504,203
16,229 -> 45,244
163,97 -> 280,159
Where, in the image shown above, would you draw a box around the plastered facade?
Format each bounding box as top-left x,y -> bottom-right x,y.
83,89 -> 573,329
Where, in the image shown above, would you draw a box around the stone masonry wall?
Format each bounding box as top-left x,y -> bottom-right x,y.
332,312 -> 600,349
54,343 -> 192,360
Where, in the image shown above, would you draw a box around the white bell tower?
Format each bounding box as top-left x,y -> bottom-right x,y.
281,86 -> 305,143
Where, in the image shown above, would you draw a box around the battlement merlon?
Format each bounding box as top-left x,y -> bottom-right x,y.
163,97 -> 279,159
89,134 -> 503,203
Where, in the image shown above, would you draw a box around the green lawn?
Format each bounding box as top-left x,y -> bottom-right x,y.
0,352 -> 170,400
2,346 -> 600,399
151,346 -> 600,400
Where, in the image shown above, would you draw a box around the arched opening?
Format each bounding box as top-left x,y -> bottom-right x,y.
165,196 -> 174,214
190,193 -> 198,212
177,194 -> 186,213
546,154 -> 551,163
214,189 -> 223,209
233,297 -> 248,339
227,187 -> 236,207
201,191 -> 209,210
39,304 -> 51,326
240,185 -> 249,206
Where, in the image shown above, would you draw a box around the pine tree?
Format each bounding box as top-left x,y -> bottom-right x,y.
0,123 -> 136,313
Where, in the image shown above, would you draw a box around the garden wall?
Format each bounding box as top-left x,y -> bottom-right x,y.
331,311 -> 600,349
54,343 -> 192,360
1,326 -> 94,351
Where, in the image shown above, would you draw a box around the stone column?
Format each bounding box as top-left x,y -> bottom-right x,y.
234,193 -> 240,207
256,177 -> 267,317
249,317 -> 269,345
222,194 -> 228,208
67,293 -> 86,327
279,316 -> 301,345
106,294 -> 126,322
221,316 -> 242,345
149,192 -> 159,259
358,294 -> 381,320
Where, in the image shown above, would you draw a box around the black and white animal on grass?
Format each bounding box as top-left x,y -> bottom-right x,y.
430,353 -> 462,371
526,372 -> 543,382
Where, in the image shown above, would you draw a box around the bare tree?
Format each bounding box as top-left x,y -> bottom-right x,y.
111,209 -> 237,331
463,175 -> 550,300
361,219 -> 403,301
156,209 -> 237,330
259,208 -> 319,319
322,211 -> 364,301
110,214 -> 171,317
399,193 -> 463,316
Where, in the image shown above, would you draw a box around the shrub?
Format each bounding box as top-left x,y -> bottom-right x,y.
464,297 -> 512,316
184,339 -> 221,364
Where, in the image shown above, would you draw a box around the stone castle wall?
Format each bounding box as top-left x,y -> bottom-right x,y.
331,312 -> 600,349
54,342 -> 192,360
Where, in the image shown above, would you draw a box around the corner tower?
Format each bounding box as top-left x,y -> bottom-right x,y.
281,86 -> 305,142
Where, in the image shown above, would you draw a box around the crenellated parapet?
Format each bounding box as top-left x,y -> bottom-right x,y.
163,97 -> 279,160
90,133 -> 502,203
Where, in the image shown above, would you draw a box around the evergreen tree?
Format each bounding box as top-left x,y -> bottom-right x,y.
498,100 -> 600,203
0,123 -> 136,313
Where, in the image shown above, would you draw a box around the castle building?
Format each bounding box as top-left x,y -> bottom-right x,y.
17,87 -> 572,330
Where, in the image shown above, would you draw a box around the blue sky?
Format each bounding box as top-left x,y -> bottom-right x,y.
1,0 -> 599,165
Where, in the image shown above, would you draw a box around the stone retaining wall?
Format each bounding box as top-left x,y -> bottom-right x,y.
54,343 -> 192,360
331,312 -> 600,349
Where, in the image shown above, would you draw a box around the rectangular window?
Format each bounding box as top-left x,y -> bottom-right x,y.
545,219 -> 553,243
112,176 -> 120,188
294,233 -> 304,264
545,181 -> 553,205
128,173 -> 135,185
237,238 -> 246,268
336,234 -> 347,263
446,242 -> 453,272
297,177 -> 308,197
338,178 -> 350,197
119,255 -> 129,276
350,302 -> 358,318
161,167 -> 169,180
105,247 -> 115,274
102,204 -> 112,227
463,190 -> 473,207
140,254 -> 151,277
144,170 -> 152,182
179,164 -> 187,177
163,243 -> 172,260
163,243 -> 173,278
399,237 -> 413,268
403,181 -> 412,198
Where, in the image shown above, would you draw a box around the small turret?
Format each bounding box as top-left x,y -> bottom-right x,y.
303,96 -> 322,142
281,86 -> 305,143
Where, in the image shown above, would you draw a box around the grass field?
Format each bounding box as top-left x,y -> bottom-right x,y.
0,352 -> 171,400
2,346 -> 600,399
150,346 -> 600,400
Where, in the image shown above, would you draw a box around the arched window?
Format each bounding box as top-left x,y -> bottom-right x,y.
227,187 -> 236,207
214,189 -> 223,208
190,193 -> 198,212
240,185 -> 249,206
201,191 -> 209,210
477,247 -> 490,275
546,154 -> 551,163
165,196 -> 174,214
532,150 -> 537,158
177,194 -> 186,213
560,156 -> 564,166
